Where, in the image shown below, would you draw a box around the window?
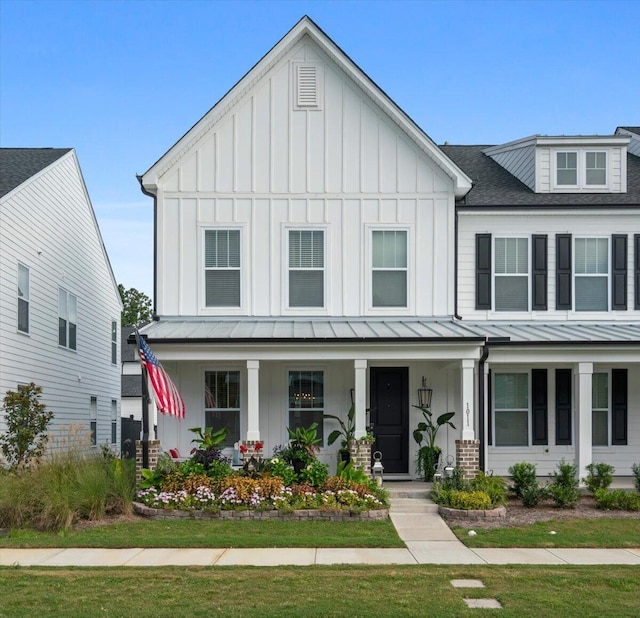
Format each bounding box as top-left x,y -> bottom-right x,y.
592,373 -> 608,447
372,230 -> 407,307
59,289 -> 77,349
205,230 -> 240,307
556,152 -> 577,185
17,263 -> 29,333
288,230 -> 324,308
495,238 -> 529,311
111,399 -> 118,444
90,396 -> 97,446
586,152 -> 607,186
494,373 -> 529,446
288,370 -> 324,443
575,238 -> 608,311
204,371 -> 240,447
111,321 -> 117,365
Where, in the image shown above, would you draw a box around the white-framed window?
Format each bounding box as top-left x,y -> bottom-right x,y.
204,370 -> 240,448
288,229 -> 325,308
494,237 -> 529,311
90,396 -> 97,446
204,229 -> 241,307
554,150 -> 608,189
592,372 -> 609,447
111,399 -> 118,444
59,288 -> 77,350
494,373 -> 529,447
17,263 -> 29,333
371,230 -> 407,308
574,237 -> 608,311
288,370 -> 324,443
111,321 -> 118,365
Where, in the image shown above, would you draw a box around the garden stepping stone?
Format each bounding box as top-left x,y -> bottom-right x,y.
463,598 -> 502,609
450,579 -> 485,588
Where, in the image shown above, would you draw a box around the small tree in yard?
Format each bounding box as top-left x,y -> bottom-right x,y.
0,382 -> 54,468
118,284 -> 152,327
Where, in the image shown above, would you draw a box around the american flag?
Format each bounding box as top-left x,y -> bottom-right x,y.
135,330 -> 186,419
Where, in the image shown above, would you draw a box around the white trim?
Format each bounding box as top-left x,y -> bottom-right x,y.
573,236 -> 610,312
492,236 -> 530,312
552,148 -> 611,191
492,370 -> 530,447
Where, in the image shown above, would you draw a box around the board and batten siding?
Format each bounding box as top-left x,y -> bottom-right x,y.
0,151 -> 121,446
153,36 -> 456,318
458,211 -> 639,320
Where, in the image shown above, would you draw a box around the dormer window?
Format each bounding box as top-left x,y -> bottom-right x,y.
585,152 -> 607,185
553,149 -> 608,190
556,152 -> 577,185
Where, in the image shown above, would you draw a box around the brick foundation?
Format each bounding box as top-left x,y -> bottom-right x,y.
348,439 -> 372,477
455,439 -> 480,480
136,439 -> 160,484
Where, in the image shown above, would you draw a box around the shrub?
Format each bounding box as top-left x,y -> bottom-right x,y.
593,488 -> 640,511
268,457 -> 297,486
548,459 -> 580,509
631,463 -> 640,493
520,483 -> 548,507
508,462 -> 538,499
469,472 -> 507,507
447,490 -> 492,511
299,459 -> 329,488
584,462 -> 615,494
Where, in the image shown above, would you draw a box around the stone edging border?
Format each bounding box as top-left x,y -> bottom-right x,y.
133,501 -> 388,521
438,505 -> 506,519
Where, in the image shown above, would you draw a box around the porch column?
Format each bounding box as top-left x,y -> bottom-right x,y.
461,359 -> 475,440
354,359 -> 368,438
575,362 -> 593,479
246,360 -> 260,441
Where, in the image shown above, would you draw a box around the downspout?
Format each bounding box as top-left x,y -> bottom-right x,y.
454,208 -> 462,319
137,175 -> 159,320
478,342 -> 490,472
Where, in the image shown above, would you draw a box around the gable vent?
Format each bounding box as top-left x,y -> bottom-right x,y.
296,64 -> 319,108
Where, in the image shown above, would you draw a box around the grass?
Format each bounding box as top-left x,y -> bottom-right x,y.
0,565 -> 639,617
0,517 -> 404,548
453,518 -> 640,548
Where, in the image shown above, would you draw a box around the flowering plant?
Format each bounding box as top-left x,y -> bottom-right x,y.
239,444 -> 248,454
255,441 -> 263,451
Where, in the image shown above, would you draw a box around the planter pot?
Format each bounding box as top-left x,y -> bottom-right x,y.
339,449 -> 351,464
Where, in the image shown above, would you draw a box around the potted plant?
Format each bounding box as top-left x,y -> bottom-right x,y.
412,406 -> 456,482
324,405 -> 356,462
284,423 -> 321,475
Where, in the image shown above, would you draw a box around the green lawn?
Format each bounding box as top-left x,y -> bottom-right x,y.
0,565 -> 639,617
453,518 -> 640,548
0,518 -> 404,548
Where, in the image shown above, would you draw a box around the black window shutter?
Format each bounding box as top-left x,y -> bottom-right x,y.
611,369 -> 627,445
555,368 -> 572,445
531,369 -> 548,445
476,234 -> 492,310
532,235 -> 548,310
487,368 -> 493,446
556,234 -> 572,310
612,235 -> 627,310
635,234 -> 640,310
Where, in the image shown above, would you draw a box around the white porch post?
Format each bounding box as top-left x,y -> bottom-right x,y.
461,359 -> 475,440
246,360 -> 260,441
482,361 -> 490,469
575,362 -> 593,479
354,359 -> 368,439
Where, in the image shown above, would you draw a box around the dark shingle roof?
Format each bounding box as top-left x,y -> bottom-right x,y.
0,148 -> 72,198
121,326 -> 137,362
122,375 -> 142,398
618,127 -> 640,135
440,145 -> 640,207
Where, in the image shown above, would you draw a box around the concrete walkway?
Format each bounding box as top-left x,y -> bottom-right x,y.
1,482 -> 639,566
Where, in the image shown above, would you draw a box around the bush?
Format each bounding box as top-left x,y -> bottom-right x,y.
508,462 -> 538,499
594,488 -> 640,511
548,459 -> 580,509
631,463 -> 640,493
446,490 -> 492,511
584,462 -> 615,494
268,457 -> 297,486
299,459 -> 329,488
469,472 -> 507,507
520,483 -> 548,507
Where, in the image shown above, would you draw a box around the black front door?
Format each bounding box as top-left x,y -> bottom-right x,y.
370,367 -> 409,474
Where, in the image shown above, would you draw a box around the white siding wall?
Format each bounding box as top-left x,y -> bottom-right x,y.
0,152 -> 121,448
153,37 -> 455,318
458,211 -> 639,320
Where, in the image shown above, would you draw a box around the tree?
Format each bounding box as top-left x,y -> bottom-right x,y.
0,383 -> 54,468
118,284 -> 152,327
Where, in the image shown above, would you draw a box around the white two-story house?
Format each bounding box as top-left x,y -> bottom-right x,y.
0,148 -> 122,453
138,17 -> 639,478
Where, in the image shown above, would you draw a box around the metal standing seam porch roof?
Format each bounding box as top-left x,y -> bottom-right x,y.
137,318 -> 640,346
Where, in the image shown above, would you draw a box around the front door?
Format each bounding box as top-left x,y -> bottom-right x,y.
370,367 -> 409,474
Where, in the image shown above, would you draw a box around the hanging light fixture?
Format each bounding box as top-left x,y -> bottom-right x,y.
417,376 -> 433,409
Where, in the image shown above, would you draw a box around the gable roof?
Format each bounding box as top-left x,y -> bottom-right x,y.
441,145 -> 640,207
140,16 -> 472,198
0,148 -> 71,198
618,126 -> 640,135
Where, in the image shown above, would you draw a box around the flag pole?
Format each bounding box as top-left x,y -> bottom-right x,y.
135,328 -> 150,469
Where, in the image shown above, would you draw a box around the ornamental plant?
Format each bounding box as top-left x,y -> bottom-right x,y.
584,462 -> 615,494
548,459 -> 580,509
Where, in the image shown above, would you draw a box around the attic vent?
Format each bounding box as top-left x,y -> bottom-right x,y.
295,63 -> 322,109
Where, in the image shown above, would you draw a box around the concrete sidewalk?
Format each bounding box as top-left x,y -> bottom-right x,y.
1,482 -> 639,566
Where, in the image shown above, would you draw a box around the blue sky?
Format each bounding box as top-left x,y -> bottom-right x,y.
2,0 -> 638,299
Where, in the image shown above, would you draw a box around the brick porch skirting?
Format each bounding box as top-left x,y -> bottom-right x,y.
133,502 -> 388,521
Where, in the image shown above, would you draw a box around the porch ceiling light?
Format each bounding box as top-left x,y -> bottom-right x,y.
417,376 -> 432,409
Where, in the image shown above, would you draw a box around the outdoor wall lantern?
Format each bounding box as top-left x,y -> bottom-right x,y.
417,376 -> 433,409
372,451 -> 384,486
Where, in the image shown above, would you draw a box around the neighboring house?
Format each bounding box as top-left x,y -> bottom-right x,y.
0,148 -> 122,453
137,16 -> 639,478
